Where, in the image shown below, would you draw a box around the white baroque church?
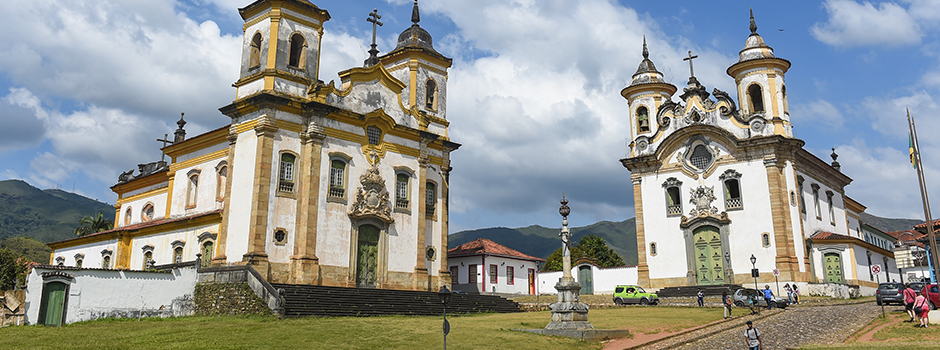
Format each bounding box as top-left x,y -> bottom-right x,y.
46,0 -> 458,292
620,13 -> 899,293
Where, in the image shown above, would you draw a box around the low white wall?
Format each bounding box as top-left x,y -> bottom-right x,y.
537,265 -> 638,294
24,266 -> 197,325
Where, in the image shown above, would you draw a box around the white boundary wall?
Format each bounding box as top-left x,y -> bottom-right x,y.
537,265 -> 638,295
24,266 -> 197,325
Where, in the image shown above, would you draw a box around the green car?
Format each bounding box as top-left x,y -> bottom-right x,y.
613,285 -> 659,305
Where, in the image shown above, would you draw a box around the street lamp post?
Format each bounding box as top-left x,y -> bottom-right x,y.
750,254 -> 760,315
439,286 -> 451,349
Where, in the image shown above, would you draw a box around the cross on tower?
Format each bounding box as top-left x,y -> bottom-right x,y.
683,50 -> 698,78
364,9 -> 383,67
156,133 -> 174,162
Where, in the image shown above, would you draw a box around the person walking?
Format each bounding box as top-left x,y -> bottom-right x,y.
792,284 -> 800,304
915,289 -> 930,328
763,285 -> 774,309
903,283 -> 918,322
697,288 -> 705,307
722,290 -> 732,319
784,283 -> 793,304
744,320 -> 761,350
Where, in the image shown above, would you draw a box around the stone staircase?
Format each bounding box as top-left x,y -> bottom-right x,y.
654,284 -> 743,298
271,283 -> 523,317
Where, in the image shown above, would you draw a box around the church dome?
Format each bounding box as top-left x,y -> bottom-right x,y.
737,9 -> 777,62
394,1 -> 438,53
630,36 -> 668,86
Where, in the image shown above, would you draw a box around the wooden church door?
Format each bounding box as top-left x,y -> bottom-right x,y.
693,226 -> 725,285
578,265 -> 594,295
39,282 -> 67,326
825,253 -> 843,283
356,225 -> 380,288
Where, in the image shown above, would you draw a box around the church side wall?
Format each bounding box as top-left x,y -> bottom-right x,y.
168,155 -> 227,218
25,267 -> 197,325
52,240 -> 119,268
129,222 -> 220,269
797,171 -> 848,237
783,161 -> 807,274
119,192 -> 169,227
264,128 -> 301,271
223,129 -> 259,263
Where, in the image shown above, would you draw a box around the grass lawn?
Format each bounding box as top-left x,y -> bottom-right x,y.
0,307 -> 724,349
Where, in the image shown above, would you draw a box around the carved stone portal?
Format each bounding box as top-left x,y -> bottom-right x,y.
348,152 -> 393,224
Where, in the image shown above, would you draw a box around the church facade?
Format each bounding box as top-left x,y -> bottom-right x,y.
47,0 -> 458,292
620,13 -> 897,292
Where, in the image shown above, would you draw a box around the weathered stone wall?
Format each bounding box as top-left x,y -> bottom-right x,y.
194,283 -> 270,316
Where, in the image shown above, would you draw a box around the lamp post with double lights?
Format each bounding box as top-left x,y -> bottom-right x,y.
439,286 -> 451,349
750,254 -> 759,315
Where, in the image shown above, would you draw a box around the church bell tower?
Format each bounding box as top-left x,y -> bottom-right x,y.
234,0 -> 331,101
621,37 -> 677,156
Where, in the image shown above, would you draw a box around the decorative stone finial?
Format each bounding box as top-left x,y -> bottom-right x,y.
559,194 -> 570,218
174,112 -> 187,143
642,36 -> 649,59
365,9 -> 384,67
749,8 -> 758,34
411,0 -> 420,25
830,148 -> 841,171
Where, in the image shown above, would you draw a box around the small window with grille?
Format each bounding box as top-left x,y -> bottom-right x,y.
425,182 -> 436,217
367,125 -> 382,145
278,153 -> 295,193
329,160 -> 346,198
689,145 -> 713,171
396,174 -> 409,209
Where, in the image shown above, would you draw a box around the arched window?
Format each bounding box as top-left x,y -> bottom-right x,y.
187,172 -> 199,209
201,241 -> 214,268
174,246 -> 183,264
329,159 -> 347,198
216,162 -> 228,201
366,125 -> 382,145
75,258 -> 83,268
288,33 -> 306,68
425,182 -> 437,217
637,106 -> 650,133
781,84 -> 788,113
143,251 -> 153,270
249,32 -> 263,68
650,242 -> 657,256
797,176 -> 806,214
102,255 -> 111,269
425,79 -> 438,110
812,183 -> 821,219
748,84 -> 764,113
124,206 -> 132,226
396,173 -> 410,209
278,153 -> 296,193
827,191 -> 835,225
662,178 -> 682,216
141,202 -> 155,222
762,233 -> 771,247
720,170 -> 743,211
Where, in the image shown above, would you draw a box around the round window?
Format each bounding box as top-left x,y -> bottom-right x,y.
274,229 -> 287,243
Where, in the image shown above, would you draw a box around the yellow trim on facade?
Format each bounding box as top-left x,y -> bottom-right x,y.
117,187 -> 168,206
848,243 -> 858,280
169,149 -> 229,172
236,119 -> 261,134
275,119 -> 303,133
163,127 -> 228,159
111,172 -> 170,198
165,173 -> 175,218
409,59 -> 418,108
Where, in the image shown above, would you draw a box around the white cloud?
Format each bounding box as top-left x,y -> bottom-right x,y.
812,0 -> 921,47
791,99 -> 845,130
0,89 -> 46,153
836,140 -> 937,220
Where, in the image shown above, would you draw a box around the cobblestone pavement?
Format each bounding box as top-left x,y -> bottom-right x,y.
647,303 -> 883,350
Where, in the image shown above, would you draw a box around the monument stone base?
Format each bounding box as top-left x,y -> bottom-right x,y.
545,277 -> 593,330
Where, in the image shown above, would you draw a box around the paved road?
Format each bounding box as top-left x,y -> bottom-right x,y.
670,303 -> 883,349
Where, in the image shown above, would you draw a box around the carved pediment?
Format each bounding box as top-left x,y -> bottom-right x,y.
348,152 -> 394,224
688,185 -> 719,217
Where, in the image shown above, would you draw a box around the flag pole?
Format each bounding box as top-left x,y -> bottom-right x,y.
909,110 -> 939,283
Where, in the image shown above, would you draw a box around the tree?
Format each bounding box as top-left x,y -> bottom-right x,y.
0,249 -> 29,290
0,236 -> 51,264
74,210 -> 113,237
542,234 -> 624,271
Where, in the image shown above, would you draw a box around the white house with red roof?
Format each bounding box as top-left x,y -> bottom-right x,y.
447,238 -> 544,295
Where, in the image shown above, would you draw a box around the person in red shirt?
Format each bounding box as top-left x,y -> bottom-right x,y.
903,283 -> 918,322
915,289 -> 930,328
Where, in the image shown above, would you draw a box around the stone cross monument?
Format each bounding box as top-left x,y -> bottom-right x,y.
545,194 -> 593,330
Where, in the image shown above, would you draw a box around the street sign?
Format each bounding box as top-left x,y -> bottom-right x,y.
871,265 -> 882,274
751,268 -> 759,278
772,269 -> 780,276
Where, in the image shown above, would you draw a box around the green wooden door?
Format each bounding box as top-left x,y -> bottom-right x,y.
41,282 -> 67,327
693,226 -> 725,285
356,225 -> 379,288
825,253 -> 843,283
579,265 -> 593,295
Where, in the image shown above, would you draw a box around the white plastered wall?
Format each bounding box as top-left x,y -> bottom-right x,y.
52,240 -> 119,268
129,222 -> 220,269
222,127 -> 258,263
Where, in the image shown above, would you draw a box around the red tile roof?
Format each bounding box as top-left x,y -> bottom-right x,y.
885,230 -> 925,246
811,231 -> 857,241
447,238 -> 545,261
914,219 -> 940,232
49,209 -> 223,245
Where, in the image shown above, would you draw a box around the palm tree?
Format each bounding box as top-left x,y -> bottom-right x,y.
74,211 -> 113,237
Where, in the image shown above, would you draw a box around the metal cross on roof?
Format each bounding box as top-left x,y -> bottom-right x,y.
364,9 -> 383,66
156,133 -> 173,162
683,50 -> 698,78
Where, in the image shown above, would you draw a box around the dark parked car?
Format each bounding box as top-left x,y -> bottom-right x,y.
732,288 -> 789,309
876,282 -> 905,306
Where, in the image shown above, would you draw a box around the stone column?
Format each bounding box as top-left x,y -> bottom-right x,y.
213,125 -> 239,266
290,120 -> 325,284
632,176 -> 651,288
243,115 -> 277,275
438,150 -> 453,288
547,195 -> 593,330
764,157 -> 798,280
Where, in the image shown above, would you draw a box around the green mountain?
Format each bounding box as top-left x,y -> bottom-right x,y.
449,218 -> 639,265
0,179 -> 115,243
860,212 -> 924,233
0,236 -> 51,263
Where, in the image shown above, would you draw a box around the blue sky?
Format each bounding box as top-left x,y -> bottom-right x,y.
1,0 -> 938,232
